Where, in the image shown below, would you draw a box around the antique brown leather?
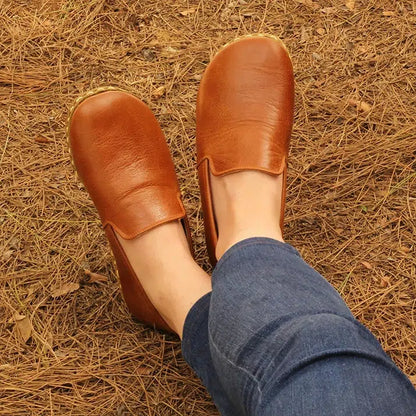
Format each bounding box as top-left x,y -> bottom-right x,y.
196,36 -> 295,266
69,90 -> 192,332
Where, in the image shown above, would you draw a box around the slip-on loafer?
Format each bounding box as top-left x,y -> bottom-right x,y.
68,88 -> 192,332
196,35 -> 295,267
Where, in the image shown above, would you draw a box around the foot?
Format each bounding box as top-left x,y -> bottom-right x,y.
196,35 -> 294,266
210,170 -> 284,260
69,90 -> 211,335
117,221 -> 212,338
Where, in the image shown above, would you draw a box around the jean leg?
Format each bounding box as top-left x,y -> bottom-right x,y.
260,355 -> 416,416
182,293 -> 239,416
206,238 -> 416,415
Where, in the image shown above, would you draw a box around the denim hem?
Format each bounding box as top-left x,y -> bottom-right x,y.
181,292 -> 211,367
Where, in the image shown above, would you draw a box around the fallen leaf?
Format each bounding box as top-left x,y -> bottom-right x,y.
84,269 -> 108,283
345,0 -> 355,10
162,46 -> 178,55
8,312 -> 26,324
382,11 -> 395,17
380,275 -> 390,288
361,261 -> 373,270
346,40 -> 354,51
54,350 -> 67,358
22,189 -> 33,198
348,99 -> 372,113
321,7 -> 337,14
15,317 -> 32,343
358,101 -> 372,112
301,26 -> 309,42
1,249 -> 13,261
135,366 -> 152,375
179,8 -> 195,16
14,312 -> 27,321
399,246 -> 411,253
316,27 -> 325,35
51,282 -> 80,298
152,86 -> 166,98
9,236 -> 20,249
35,136 -> 51,143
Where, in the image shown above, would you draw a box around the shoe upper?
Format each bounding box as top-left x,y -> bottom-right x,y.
196,36 -> 295,266
69,91 -> 186,240
69,90 -> 190,332
196,36 -> 294,176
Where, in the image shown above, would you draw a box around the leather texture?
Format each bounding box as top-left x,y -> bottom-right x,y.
70,91 -> 186,240
196,36 -> 294,266
69,90 -> 191,332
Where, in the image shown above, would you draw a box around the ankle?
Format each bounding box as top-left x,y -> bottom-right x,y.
215,222 -> 283,260
121,221 -> 192,271
211,171 -> 284,260
117,222 -> 212,337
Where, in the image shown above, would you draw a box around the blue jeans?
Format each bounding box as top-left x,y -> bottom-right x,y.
182,238 -> 416,415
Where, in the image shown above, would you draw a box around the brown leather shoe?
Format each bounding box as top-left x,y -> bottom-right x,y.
196,35 -> 294,266
68,88 -> 192,332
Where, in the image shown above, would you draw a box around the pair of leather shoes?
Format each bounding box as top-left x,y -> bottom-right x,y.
68,35 -> 294,332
